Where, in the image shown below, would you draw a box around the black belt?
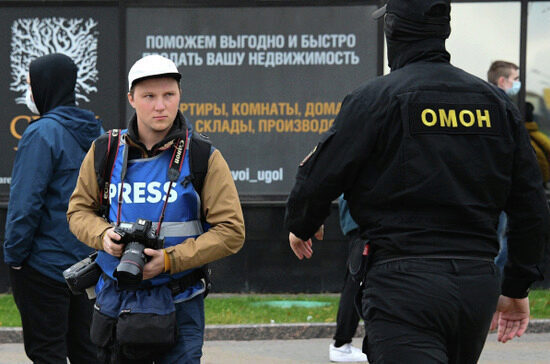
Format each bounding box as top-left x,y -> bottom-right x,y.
371,254 -> 494,266
167,268 -> 208,297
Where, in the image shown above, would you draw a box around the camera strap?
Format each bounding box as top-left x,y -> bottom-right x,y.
116,136 -> 130,225
157,130 -> 188,235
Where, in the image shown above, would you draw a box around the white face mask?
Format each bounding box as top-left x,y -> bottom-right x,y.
25,86 -> 39,115
506,80 -> 521,96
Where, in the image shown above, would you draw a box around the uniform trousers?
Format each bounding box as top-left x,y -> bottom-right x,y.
9,264 -> 98,364
362,258 -> 500,364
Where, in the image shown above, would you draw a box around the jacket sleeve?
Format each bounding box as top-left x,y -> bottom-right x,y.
503,107 -> 550,298
284,93 -> 376,240
164,149 -> 245,273
67,141 -> 112,250
3,125 -> 53,266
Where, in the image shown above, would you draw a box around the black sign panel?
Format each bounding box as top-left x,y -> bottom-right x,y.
126,6 -> 378,195
0,7 -> 120,196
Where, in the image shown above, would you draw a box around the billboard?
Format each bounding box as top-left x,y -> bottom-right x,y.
0,7 -> 120,196
126,6 -> 378,195
0,5 -> 378,197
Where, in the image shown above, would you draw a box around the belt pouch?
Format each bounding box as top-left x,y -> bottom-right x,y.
116,284 -> 177,360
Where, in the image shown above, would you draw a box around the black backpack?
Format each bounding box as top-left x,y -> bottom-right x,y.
93,129 -> 212,220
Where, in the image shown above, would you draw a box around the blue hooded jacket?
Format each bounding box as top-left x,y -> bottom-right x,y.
4,54 -> 102,282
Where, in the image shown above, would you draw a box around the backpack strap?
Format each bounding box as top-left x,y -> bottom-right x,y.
94,129 -> 122,220
181,131 -> 213,297
185,131 -> 212,196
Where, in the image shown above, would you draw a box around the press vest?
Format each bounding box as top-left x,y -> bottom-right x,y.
96,130 -> 205,300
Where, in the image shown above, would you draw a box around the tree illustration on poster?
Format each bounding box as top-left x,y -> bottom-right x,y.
0,7 -> 120,197
10,17 -> 99,104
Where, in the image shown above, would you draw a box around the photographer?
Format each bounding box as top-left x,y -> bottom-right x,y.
67,55 -> 245,363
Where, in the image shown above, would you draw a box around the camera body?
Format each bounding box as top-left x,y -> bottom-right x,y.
63,251 -> 101,296
113,219 -> 164,290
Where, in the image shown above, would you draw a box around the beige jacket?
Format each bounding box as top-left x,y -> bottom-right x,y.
67,137 -> 245,274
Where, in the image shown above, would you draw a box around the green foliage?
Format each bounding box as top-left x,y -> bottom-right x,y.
204,294 -> 340,324
529,289 -> 550,319
0,294 -> 21,327
0,290 -> 549,327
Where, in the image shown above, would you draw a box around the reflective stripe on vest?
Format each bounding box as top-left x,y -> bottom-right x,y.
153,221 -> 203,238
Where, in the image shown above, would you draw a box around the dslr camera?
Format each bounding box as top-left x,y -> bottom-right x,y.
113,218 -> 165,290
63,251 -> 101,297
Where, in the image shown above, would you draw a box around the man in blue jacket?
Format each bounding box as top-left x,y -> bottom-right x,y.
4,53 -> 102,363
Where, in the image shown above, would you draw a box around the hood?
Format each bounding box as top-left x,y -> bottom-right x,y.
43,105 -> 102,151
383,0 -> 451,70
29,53 -> 77,114
127,110 -> 189,152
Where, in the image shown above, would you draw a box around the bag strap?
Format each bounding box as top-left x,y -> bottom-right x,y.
185,131 -> 212,196
94,130 -> 122,220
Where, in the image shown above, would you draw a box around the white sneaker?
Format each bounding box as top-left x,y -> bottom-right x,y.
329,343 -> 368,362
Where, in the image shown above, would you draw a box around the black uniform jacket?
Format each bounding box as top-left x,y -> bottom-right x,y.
285,38 -> 549,298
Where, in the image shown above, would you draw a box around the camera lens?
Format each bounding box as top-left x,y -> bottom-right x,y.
114,242 -> 146,290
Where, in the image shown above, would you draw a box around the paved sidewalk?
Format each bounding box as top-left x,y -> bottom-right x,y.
201,333 -> 550,364
1,320 -> 549,343
1,333 -> 549,363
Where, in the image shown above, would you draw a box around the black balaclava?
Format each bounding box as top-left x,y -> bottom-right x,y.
29,53 -> 77,114
380,0 -> 451,70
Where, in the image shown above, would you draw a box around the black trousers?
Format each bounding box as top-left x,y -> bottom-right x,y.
362,258 -> 500,364
333,231 -> 363,344
10,265 -> 98,364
